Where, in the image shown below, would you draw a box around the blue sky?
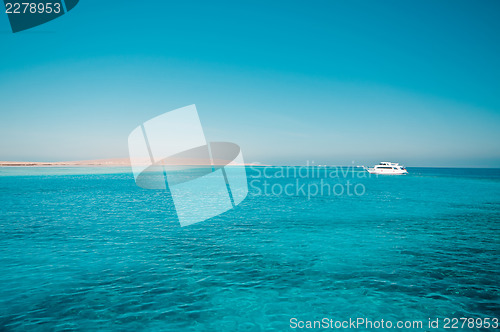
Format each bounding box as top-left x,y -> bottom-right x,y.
1,0 -> 499,166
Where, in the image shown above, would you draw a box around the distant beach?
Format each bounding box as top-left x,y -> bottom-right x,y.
0,158 -> 268,167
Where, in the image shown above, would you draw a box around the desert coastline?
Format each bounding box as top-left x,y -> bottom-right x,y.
0,158 -> 132,167
0,158 -> 268,167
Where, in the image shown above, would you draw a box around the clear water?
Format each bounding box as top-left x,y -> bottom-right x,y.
0,167 -> 499,331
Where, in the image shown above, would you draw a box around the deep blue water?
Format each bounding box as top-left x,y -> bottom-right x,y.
0,167 -> 499,331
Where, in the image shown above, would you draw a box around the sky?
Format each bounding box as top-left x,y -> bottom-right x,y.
0,0 -> 499,167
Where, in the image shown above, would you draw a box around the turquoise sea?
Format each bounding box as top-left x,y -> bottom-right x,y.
0,167 -> 499,331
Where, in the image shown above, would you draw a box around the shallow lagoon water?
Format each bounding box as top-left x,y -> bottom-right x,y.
0,167 -> 499,330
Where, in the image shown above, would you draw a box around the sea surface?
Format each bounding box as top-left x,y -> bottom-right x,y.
0,166 -> 499,331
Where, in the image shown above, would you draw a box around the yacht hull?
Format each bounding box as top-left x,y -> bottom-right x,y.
367,169 -> 408,175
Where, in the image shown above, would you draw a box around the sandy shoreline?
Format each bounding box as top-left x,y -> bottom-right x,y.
0,158 -> 130,167
0,158 -> 268,167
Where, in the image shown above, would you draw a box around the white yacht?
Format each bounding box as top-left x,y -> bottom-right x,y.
363,162 -> 408,175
